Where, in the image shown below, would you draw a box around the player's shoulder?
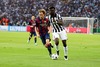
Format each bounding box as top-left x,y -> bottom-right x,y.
44,17 -> 49,22
29,19 -> 33,22
29,20 -> 32,23
45,17 -> 49,20
56,13 -> 61,17
35,17 -> 40,22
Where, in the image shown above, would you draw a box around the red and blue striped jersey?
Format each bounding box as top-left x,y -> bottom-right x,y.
35,17 -> 50,35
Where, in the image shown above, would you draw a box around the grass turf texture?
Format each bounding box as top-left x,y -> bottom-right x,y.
0,32 -> 100,67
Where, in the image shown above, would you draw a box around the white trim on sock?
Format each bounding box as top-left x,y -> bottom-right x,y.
63,46 -> 68,56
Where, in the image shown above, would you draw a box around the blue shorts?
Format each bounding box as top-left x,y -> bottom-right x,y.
30,32 -> 36,36
40,33 -> 50,45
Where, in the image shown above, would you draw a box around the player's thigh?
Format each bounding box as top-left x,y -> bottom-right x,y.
40,36 -> 46,45
33,32 -> 37,37
45,33 -> 50,44
52,32 -> 59,40
59,30 -> 68,40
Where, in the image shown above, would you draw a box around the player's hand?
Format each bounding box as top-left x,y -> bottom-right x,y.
30,26 -> 33,27
48,30 -> 51,33
37,34 -> 40,38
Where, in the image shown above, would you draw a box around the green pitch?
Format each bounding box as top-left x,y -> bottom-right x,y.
0,32 -> 100,67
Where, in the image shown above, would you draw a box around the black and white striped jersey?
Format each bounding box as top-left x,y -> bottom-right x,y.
48,13 -> 65,32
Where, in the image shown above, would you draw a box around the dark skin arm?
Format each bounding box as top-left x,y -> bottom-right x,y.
57,19 -> 63,25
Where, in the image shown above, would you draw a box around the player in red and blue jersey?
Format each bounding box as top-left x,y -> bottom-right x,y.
35,9 -> 53,58
27,16 -> 37,45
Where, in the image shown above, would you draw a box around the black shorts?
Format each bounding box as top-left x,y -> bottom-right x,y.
30,32 -> 36,36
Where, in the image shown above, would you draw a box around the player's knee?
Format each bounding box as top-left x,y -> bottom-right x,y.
55,38 -> 59,45
62,40 -> 67,47
46,39 -> 50,44
45,43 -> 51,48
45,39 -> 50,48
34,36 -> 37,38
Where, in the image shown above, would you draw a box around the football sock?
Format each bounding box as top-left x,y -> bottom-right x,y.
34,38 -> 37,43
63,46 -> 68,56
55,45 -> 59,55
47,45 -> 52,56
29,37 -> 31,41
56,45 -> 59,51
50,43 -> 53,48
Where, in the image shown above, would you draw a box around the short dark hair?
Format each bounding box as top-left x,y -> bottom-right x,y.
49,6 -> 55,10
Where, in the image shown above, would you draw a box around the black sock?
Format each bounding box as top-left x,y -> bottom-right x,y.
47,46 -> 52,56
50,43 -> 53,48
34,38 -> 37,43
29,37 -> 31,41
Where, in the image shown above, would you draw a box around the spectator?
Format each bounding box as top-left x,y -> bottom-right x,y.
0,0 -> 99,26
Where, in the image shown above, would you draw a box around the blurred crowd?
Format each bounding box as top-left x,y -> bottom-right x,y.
0,0 -> 100,26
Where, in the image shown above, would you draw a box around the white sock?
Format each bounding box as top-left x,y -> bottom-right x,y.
63,46 -> 68,56
55,45 -> 59,51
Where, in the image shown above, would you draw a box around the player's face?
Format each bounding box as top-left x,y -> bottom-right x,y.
39,12 -> 45,19
50,9 -> 55,15
31,16 -> 35,20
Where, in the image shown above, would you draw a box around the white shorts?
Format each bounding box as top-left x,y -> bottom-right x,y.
52,30 -> 68,40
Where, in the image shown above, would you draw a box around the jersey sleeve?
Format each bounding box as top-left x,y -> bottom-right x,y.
58,14 -> 62,20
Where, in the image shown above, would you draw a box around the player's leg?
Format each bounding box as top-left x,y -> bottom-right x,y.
52,32 -> 59,55
33,32 -> 37,45
40,35 -> 45,46
27,32 -> 33,43
40,35 -> 52,57
45,33 -> 53,57
60,30 -> 68,60
49,38 -> 53,48
45,39 -> 52,57
62,40 -> 68,60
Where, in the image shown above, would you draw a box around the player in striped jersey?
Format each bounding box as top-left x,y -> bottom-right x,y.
48,6 -> 68,60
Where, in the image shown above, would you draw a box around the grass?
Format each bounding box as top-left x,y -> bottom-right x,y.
0,32 -> 100,67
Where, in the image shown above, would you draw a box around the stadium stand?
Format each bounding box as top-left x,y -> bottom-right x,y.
0,0 -> 100,26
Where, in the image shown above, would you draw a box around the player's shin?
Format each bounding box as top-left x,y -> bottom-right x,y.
45,39 -> 53,57
63,46 -> 68,56
45,43 -> 52,57
63,46 -> 68,60
27,36 -> 32,43
34,37 -> 37,43
55,38 -> 59,55
47,45 -> 52,57
62,40 -> 68,60
34,37 -> 37,45
62,40 -> 68,56
28,35 -> 32,41
29,37 -> 31,41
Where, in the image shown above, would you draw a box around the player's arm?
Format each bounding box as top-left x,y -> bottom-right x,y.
30,23 -> 36,27
28,21 -> 33,27
30,25 -> 33,27
57,19 -> 63,25
47,20 -> 52,33
35,20 -> 40,37
48,26 -> 52,33
57,14 -> 63,25
35,27 -> 40,37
